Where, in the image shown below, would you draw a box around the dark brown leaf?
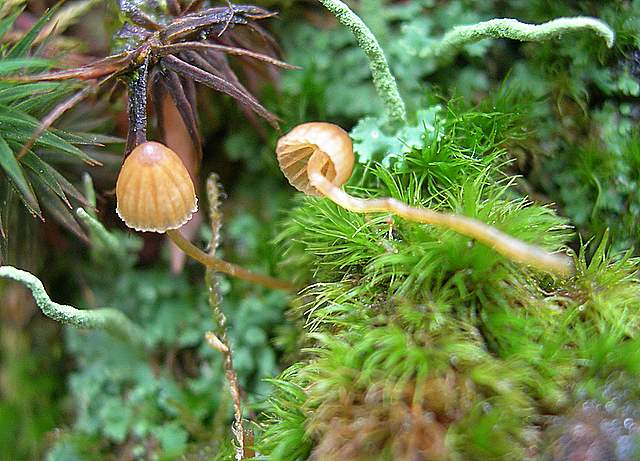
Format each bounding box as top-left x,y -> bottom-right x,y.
157,42 -> 298,69
182,0 -> 207,15
160,6 -> 273,43
198,50 -> 265,135
243,22 -> 283,58
167,0 -> 182,16
5,52 -> 135,82
161,69 -> 202,161
162,55 -> 279,128
151,69 -> 167,142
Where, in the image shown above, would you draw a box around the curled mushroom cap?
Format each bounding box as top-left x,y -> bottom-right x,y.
276,122 -> 354,196
116,141 -> 198,232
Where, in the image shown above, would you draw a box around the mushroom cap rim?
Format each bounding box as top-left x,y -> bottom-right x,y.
116,197 -> 198,233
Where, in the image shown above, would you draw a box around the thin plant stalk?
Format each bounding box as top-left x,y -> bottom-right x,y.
126,56 -> 150,154
204,175 -> 244,461
205,330 -> 245,460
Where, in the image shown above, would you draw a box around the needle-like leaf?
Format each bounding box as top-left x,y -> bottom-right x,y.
0,58 -> 53,75
7,4 -> 59,58
0,106 -> 97,163
0,11 -> 20,42
0,82 -> 61,103
161,68 -> 202,160
20,151 -> 70,207
30,176 -> 87,241
5,52 -> 134,82
0,136 -> 40,216
163,54 -> 279,128
157,42 -> 298,69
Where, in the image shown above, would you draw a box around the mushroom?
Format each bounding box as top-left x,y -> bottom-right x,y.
116,141 -> 292,290
116,141 -> 198,232
276,122 -> 574,276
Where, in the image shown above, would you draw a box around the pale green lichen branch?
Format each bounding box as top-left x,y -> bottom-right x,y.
76,208 -> 123,257
317,0 -> 406,122
431,17 -> 615,58
0,266 -> 146,347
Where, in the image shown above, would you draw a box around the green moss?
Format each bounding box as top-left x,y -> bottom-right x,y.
256,105 -> 640,460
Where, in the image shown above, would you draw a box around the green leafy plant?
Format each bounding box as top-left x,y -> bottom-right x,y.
0,6 -> 104,256
247,3 -> 640,460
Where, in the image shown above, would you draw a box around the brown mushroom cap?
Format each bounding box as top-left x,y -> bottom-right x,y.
116,141 -> 198,232
276,122 -> 354,196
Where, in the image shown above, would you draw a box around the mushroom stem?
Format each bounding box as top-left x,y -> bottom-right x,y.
166,229 -> 294,291
306,154 -> 574,277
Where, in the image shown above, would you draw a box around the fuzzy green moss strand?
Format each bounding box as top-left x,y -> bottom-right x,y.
76,208 -> 122,256
433,17 -> 615,58
317,0 -> 406,123
0,266 -> 146,347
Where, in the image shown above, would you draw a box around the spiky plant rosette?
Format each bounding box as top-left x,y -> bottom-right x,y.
255,104 -> 640,461
15,0 -> 294,156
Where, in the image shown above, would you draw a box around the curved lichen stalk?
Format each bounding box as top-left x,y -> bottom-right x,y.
316,0 -> 406,123
314,4 -> 614,123
0,266 -> 146,347
430,17 -> 615,58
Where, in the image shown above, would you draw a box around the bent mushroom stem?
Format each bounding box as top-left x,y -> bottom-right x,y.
306,153 -> 575,277
166,229 -> 294,291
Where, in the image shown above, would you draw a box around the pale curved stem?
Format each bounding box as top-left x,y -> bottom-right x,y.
0,266 -> 146,347
307,157 -> 574,277
166,229 -> 293,291
317,0 -> 406,122
431,17 -> 614,58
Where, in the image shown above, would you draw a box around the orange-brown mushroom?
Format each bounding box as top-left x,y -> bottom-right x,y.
276,122 -> 574,277
276,122 -> 354,196
116,141 -> 198,232
116,141 -> 292,290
